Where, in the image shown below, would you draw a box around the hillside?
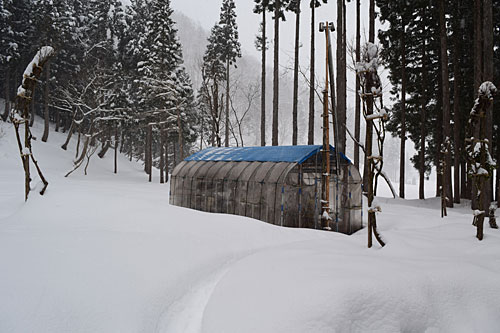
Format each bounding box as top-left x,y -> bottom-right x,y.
1,120 -> 500,332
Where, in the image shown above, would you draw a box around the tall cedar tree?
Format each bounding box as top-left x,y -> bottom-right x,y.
438,0 -> 453,208
354,0 -> 361,169
483,0 -> 494,208
379,0 -> 442,199
363,0 -> 375,191
217,0 -> 241,147
270,0 -> 290,145
253,0 -> 269,146
379,0 -> 500,205
336,0 -> 346,155
36,0 -> 77,142
136,0 -> 196,172
1,0 -> 34,122
201,24 -> 226,147
288,0 -> 301,145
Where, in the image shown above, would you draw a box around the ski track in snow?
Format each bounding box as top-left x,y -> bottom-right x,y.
157,240 -> 317,333
157,258 -> 234,333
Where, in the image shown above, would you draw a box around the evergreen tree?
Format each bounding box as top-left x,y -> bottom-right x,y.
260,0 -> 291,146
378,0 -> 442,199
336,0 -> 347,155
200,24 -> 226,147
134,0 -> 196,175
1,0 -> 33,121
287,0 -> 301,145
253,0 -> 269,146
217,0 -> 241,147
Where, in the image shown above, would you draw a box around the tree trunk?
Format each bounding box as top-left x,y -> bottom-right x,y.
41,62 -> 50,142
354,0 -> 361,169
177,106 -> 184,160
419,35 -> 428,200
225,59 -> 230,147
292,0 -> 300,145
272,0 -> 280,146
471,0 -> 483,208
483,0 -> 493,209
214,82 -> 221,147
145,127 -> 150,174
439,0 -> 453,207
308,2 -> 315,145
497,144 -> 500,205
435,45 -> 443,197
74,125 -> 94,167
366,0 -> 379,248
336,0 -> 346,155
114,126 -> 118,174
452,14 -> 462,204
160,129 -> 165,184
75,128 -> 81,158
29,86 -> 35,127
97,140 -> 111,159
119,129 -> 125,153
474,0 -> 483,92
148,124 -> 152,182
1,68 -> 10,122
261,9 -> 266,146
55,109 -> 60,132
363,0 -> 376,191
461,161 -> 467,199
61,117 -> 76,150
165,132 -> 169,183
400,22 -> 406,199
63,114 -> 70,132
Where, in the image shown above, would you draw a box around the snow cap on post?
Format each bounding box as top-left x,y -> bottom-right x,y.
17,46 -> 55,99
478,81 -> 497,100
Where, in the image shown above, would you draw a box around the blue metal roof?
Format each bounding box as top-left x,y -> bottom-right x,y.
184,145 -> 351,165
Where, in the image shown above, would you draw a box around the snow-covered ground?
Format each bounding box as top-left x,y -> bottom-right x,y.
1,120 -> 500,333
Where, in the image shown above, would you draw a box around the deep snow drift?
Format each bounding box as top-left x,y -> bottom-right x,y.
1,120 -> 500,333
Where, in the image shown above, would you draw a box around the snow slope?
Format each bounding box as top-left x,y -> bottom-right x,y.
1,120 -> 500,333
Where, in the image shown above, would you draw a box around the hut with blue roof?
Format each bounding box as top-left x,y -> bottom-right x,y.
169,145 -> 362,234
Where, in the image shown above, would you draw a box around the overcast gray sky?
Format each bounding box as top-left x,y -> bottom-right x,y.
169,0 -> 389,107
170,0 -> 375,63
121,0 -> 386,95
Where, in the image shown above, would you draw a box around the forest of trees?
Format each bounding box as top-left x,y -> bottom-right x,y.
0,0 -> 198,182
1,0 -> 499,213
379,0 -> 500,207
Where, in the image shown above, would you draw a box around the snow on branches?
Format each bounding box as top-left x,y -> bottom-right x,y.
466,81 -> 498,240
13,46 -> 54,111
10,46 -> 54,201
478,81 -> 497,100
356,41 -> 388,247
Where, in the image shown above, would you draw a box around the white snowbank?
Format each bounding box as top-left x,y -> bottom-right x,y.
1,120 -> 500,333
